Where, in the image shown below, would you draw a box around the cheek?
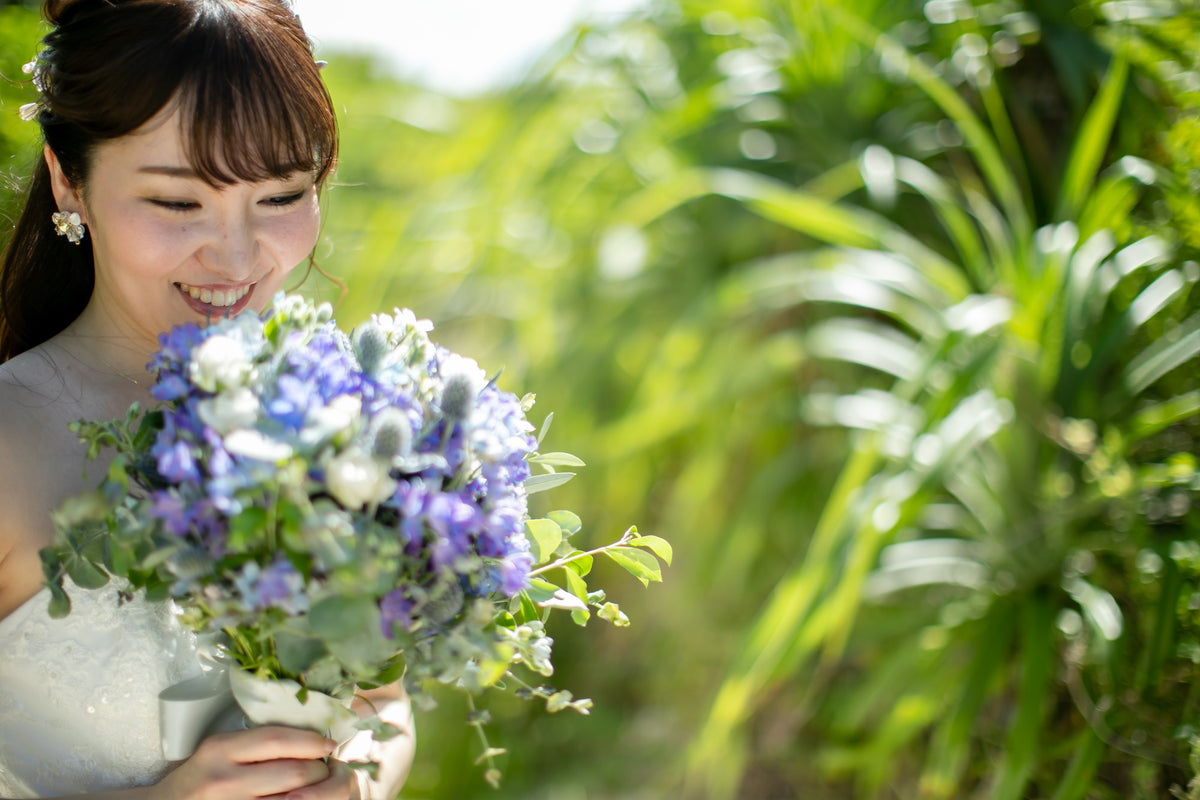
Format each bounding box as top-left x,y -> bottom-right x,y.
93,208 -> 197,281
269,204 -> 321,266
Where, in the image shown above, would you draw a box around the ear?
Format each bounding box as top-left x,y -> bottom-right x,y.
43,144 -> 86,223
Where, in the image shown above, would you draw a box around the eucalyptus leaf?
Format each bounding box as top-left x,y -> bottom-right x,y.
355,717 -> 403,741
275,631 -> 328,674
65,555 -> 109,590
46,583 -> 71,619
309,595 -> 379,641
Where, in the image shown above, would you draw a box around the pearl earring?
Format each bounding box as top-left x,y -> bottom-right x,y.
51,210 -> 86,245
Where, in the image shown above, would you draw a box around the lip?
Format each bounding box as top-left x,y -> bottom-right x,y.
174,281 -> 257,319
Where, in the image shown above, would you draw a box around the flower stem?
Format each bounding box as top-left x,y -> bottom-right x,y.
526,528 -> 635,578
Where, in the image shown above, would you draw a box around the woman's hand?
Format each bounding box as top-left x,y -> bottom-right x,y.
152,725 -> 351,800
338,683 -> 416,800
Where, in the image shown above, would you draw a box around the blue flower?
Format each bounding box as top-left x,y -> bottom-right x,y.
151,374 -> 191,402
154,438 -> 200,483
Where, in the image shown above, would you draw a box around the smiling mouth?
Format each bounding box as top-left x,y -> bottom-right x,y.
175,281 -> 257,318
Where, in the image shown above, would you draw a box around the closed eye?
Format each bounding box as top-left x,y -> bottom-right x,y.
262,190 -> 308,207
148,198 -> 199,212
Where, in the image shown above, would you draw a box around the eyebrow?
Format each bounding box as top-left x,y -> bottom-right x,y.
138,165 -> 200,178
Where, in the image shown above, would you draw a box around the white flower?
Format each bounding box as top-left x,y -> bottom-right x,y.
300,395 -> 362,446
190,335 -> 252,392
197,387 -> 260,434
224,429 -> 294,462
527,634 -> 555,676
324,447 -> 396,509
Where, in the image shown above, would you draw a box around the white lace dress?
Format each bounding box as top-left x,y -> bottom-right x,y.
0,580 -> 201,798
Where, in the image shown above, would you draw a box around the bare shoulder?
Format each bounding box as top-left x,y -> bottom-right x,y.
0,350 -> 63,465
0,349 -> 78,616
0,347 -> 79,466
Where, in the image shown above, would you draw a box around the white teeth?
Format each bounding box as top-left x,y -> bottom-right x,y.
179,283 -> 252,307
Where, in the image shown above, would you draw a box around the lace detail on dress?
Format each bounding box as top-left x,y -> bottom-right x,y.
0,580 -> 201,798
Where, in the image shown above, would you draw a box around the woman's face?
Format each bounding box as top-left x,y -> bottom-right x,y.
52,107 -> 321,348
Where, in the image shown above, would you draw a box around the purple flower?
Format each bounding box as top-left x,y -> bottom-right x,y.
499,551 -> 533,595
380,590 -> 415,638
149,491 -> 190,537
236,559 -> 308,614
154,438 -> 200,483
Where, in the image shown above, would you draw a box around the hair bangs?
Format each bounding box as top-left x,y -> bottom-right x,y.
174,1 -> 337,187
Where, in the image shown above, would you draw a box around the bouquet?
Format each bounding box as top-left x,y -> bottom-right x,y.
43,293 -> 669,784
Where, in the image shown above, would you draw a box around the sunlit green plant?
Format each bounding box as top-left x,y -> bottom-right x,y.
657,6 -> 1200,798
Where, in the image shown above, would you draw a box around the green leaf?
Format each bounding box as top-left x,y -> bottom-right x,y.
536,412 -> 554,446
991,595 -> 1054,800
524,518 -> 563,564
628,535 -> 673,566
606,546 -> 663,586
227,508 -> 269,553
563,565 -> 589,602
564,553 -> 593,578
46,582 -> 71,618
528,452 -> 587,468
1057,57 -> 1129,221
369,655 -> 407,687
524,472 -> 576,494
275,630 -> 327,674
536,588 -> 589,612
355,716 -> 403,741
65,555 -> 109,590
1124,310 -> 1200,395
523,578 -> 560,606
516,590 -> 541,623
547,510 -> 583,536
318,599 -> 378,642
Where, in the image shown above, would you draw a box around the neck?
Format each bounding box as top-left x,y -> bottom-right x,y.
58,310 -> 156,390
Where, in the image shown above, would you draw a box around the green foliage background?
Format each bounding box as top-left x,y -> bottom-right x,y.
5,0 -> 1200,797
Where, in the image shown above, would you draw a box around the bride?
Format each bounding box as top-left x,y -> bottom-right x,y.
0,1 -> 414,797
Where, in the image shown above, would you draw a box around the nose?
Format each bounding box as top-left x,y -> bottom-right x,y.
200,210 -> 259,280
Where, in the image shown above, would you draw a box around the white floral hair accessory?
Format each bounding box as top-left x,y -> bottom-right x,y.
18,49 -> 49,122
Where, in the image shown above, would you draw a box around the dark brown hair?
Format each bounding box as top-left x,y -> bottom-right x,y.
0,0 -> 338,362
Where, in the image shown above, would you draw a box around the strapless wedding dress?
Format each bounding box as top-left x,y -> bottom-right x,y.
0,580 -> 201,798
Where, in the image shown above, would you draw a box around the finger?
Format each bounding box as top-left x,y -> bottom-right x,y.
260,761 -> 355,800
232,757 -> 331,798
205,726 -> 338,764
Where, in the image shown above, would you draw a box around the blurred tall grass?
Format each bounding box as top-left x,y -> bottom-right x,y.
5,0 -> 1200,797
